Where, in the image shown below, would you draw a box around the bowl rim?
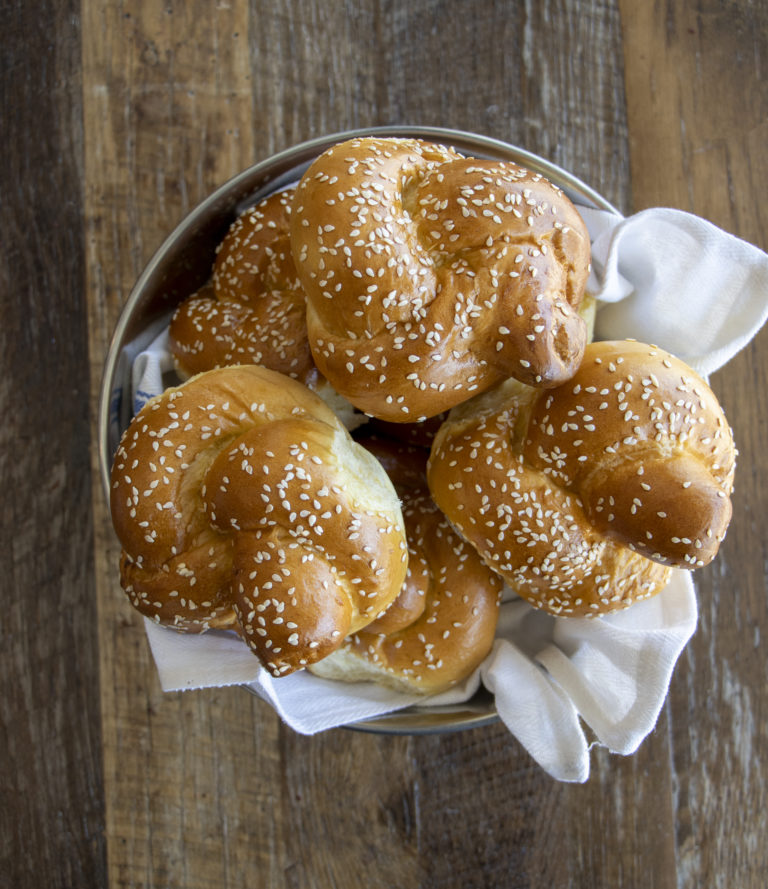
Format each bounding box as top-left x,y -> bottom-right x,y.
97,125 -> 621,735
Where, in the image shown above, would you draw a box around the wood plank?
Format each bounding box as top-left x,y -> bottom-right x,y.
620,1 -> 768,885
0,2 -> 107,887
82,2 -> 267,886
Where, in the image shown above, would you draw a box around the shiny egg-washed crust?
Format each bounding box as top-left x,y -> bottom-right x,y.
310,436 -> 502,693
169,189 -> 318,386
109,365 -> 408,676
428,340 -> 736,617
290,136 -> 591,423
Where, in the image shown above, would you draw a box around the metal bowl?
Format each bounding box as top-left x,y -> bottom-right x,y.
98,125 -> 620,734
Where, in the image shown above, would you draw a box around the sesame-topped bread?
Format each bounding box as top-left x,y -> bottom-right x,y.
310,436 -> 502,693
289,136 -> 592,423
427,340 -> 736,617
109,365 -> 408,676
169,188 -> 319,387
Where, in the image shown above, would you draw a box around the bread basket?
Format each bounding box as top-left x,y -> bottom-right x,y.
97,126 -> 620,734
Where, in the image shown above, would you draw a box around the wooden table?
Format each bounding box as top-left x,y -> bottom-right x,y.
3,1 -> 767,886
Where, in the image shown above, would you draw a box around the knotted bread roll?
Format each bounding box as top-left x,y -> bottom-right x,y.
428,340 -> 736,616
311,436 -> 502,693
169,189 -> 318,386
110,365 -> 408,675
290,136 -> 591,422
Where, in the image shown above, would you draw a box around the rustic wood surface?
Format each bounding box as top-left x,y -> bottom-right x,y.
2,1 -> 766,886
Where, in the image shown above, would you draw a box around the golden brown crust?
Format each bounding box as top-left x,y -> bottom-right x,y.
290,136 -> 591,422
109,365 -> 408,675
310,436 -> 502,693
427,340 -> 736,617
169,189 -> 318,386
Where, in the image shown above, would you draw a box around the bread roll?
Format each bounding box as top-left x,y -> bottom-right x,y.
310,436 -> 502,693
427,340 -> 736,616
110,365 -> 408,675
290,136 -> 591,422
169,189 -> 318,386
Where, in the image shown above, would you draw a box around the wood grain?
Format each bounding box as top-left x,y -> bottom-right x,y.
0,2 -> 107,887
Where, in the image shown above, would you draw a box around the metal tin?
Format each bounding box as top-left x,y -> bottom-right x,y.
98,126 -> 620,735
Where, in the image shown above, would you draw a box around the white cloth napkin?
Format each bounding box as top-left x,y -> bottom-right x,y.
580,206 -> 768,375
124,205 -> 768,782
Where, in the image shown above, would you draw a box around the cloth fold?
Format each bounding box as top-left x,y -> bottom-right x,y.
581,206 -> 768,376
124,204 -> 768,781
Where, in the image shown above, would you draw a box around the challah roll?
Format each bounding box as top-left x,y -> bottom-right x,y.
310,436 -> 502,693
169,189 -> 318,386
290,136 -> 591,422
110,365 -> 408,675
428,340 -> 736,616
